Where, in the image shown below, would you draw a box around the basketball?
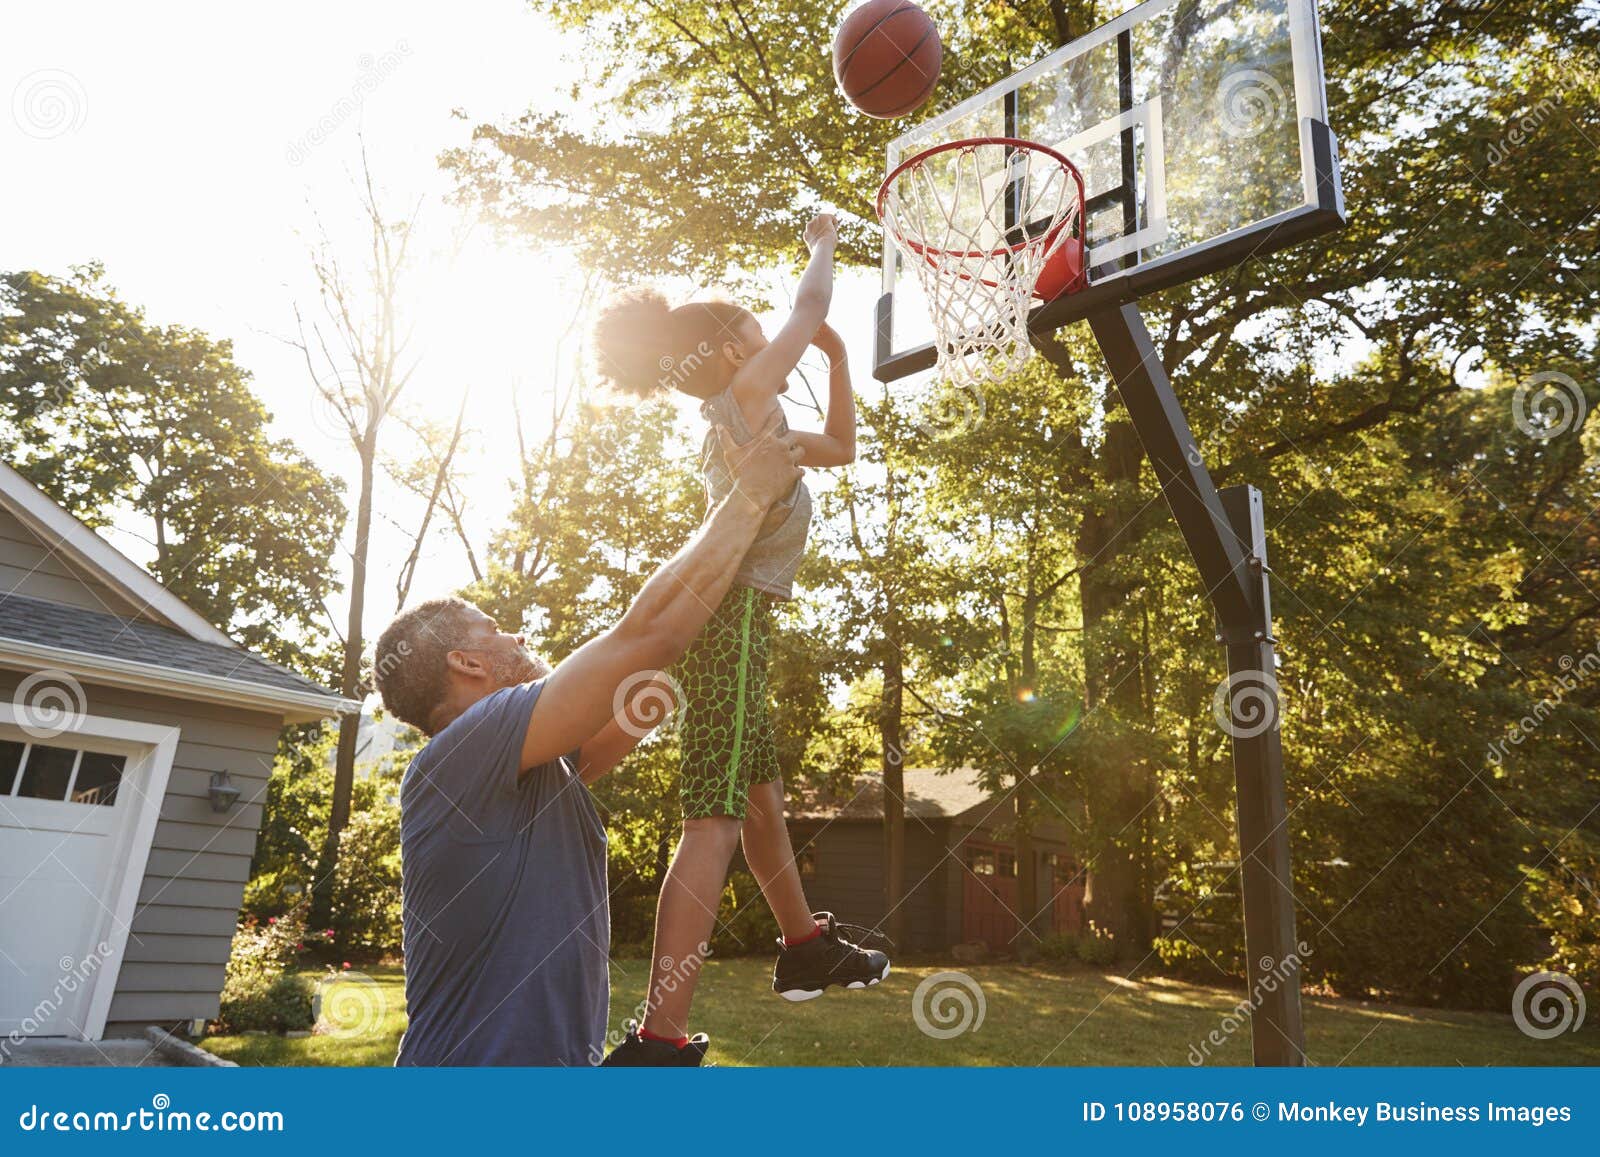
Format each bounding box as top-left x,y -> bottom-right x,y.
1035,236 -> 1086,302
833,0 -> 942,119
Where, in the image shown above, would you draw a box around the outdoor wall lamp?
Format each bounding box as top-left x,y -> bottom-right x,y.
208,770 -> 242,813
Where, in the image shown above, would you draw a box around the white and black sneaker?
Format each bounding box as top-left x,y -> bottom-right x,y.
773,912 -> 892,1002
599,1022 -> 711,1067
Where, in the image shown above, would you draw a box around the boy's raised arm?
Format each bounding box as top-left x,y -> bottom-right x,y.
735,213 -> 838,389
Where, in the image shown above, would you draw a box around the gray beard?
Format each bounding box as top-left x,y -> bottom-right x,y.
491,647 -> 548,688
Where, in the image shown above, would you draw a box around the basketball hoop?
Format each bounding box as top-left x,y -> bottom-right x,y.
877,137 -> 1086,390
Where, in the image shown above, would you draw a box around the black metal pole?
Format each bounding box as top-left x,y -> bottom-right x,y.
1079,303 -> 1306,1066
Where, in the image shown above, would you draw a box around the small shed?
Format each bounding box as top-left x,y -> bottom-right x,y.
0,461 -> 352,1042
786,768 -> 1086,953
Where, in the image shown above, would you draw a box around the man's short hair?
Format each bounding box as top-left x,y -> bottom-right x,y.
373,596 -> 483,735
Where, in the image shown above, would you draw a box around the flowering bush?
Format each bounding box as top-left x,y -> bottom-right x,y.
214,910 -> 313,1033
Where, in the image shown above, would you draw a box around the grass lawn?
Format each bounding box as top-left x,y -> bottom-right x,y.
202,958 -> 1600,1068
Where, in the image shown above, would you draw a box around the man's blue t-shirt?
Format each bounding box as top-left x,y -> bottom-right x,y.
396,681 -> 609,1066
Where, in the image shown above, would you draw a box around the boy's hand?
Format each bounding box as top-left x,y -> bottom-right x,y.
811,321 -> 846,360
804,212 -> 838,253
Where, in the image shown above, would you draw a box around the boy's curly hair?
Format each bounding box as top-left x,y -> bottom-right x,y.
590,287 -> 751,400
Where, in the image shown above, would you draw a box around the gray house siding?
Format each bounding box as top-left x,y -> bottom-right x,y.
787,820 -> 952,951
0,669 -> 278,1036
785,803 -> 1087,953
0,508 -> 143,618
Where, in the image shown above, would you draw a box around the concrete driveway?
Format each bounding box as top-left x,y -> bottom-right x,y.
2,1038 -> 181,1067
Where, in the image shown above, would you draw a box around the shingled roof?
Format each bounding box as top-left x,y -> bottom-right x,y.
0,591 -> 348,719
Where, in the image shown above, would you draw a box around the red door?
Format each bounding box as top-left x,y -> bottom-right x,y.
1045,853 -> 1086,934
961,843 -> 1019,949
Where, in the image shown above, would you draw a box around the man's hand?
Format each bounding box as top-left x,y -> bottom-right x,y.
719,410 -> 803,510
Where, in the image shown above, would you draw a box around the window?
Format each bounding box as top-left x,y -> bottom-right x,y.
795,847 -> 817,877
16,744 -> 76,801
4,740 -> 126,808
967,849 -> 996,876
1045,853 -> 1081,884
0,740 -> 23,793
997,850 -> 1017,879
72,751 -> 124,807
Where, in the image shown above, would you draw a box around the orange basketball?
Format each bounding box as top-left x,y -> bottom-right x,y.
1035,236 -> 1087,302
833,0 -> 942,119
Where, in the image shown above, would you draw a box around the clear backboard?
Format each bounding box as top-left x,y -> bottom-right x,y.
873,0 -> 1344,382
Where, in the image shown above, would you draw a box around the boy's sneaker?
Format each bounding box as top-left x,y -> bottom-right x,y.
599,1022 -> 710,1067
773,911 -> 892,1002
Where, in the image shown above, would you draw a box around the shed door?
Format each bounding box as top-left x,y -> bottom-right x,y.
0,737 -> 129,1036
961,843 -> 1018,950
1045,853 -> 1086,934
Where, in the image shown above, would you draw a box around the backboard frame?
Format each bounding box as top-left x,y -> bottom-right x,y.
872,0 -> 1346,383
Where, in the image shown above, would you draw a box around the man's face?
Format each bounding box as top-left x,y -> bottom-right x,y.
457,609 -> 549,689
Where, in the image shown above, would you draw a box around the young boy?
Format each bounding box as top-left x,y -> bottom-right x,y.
591,214 -> 890,1066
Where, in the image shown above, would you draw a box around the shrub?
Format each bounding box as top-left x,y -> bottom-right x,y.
245,732 -> 411,959
328,800 -> 403,956
709,871 -> 783,957
1153,935 -> 1222,979
1037,932 -> 1077,964
1526,841 -> 1600,993
215,912 -> 313,1033
1077,920 -> 1119,966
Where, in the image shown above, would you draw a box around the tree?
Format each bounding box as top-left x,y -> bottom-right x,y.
0,266 -> 345,677
801,392 -> 950,947
293,154 -> 422,928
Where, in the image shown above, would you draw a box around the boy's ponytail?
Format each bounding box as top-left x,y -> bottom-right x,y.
590,287 -> 677,398
591,287 -> 750,400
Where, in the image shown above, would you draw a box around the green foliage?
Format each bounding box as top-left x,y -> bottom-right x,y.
1038,921 -> 1121,967
711,871 -> 785,958
245,729 -> 409,959
215,912 -> 315,1034
1526,835 -> 1600,990
1076,920 -> 1119,966
1036,931 -> 1077,964
328,801 -> 404,956
0,266 -> 346,680
1152,936 -> 1216,978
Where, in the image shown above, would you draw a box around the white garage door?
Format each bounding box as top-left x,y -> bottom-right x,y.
0,736 -> 131,1036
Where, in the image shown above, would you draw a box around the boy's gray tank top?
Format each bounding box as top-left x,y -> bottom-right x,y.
699,388 -> 811,600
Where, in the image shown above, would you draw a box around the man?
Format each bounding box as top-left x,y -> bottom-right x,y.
372,415 -> 802,1066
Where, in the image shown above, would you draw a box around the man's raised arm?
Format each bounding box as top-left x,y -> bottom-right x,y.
519,413 -> 801,771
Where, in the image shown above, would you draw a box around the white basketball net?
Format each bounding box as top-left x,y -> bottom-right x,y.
879,140 -> 1083,390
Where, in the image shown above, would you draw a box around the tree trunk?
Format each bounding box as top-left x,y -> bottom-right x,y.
880,605 -> 907,949
1015,790 -> 1039,959
1015,584 -> 1040,958
1073,412 -> 1158,953
310,433 -> 376,928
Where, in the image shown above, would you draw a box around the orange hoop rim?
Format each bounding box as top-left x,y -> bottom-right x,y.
875,135 -> 1087,262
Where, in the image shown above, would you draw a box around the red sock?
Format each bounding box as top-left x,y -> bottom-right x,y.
783,920 -> 825,948
638,1027 -> 690,1049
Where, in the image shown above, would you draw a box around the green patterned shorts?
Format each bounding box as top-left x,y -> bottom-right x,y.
675,584 -> 781,820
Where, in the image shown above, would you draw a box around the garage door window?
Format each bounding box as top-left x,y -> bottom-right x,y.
4,740 -> 125,807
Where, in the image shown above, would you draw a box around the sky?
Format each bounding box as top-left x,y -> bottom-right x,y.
0,0 -> 884,638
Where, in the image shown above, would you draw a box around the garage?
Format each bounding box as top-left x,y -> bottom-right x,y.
0,717 -> 177,1038
0,460 -> 351,1043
